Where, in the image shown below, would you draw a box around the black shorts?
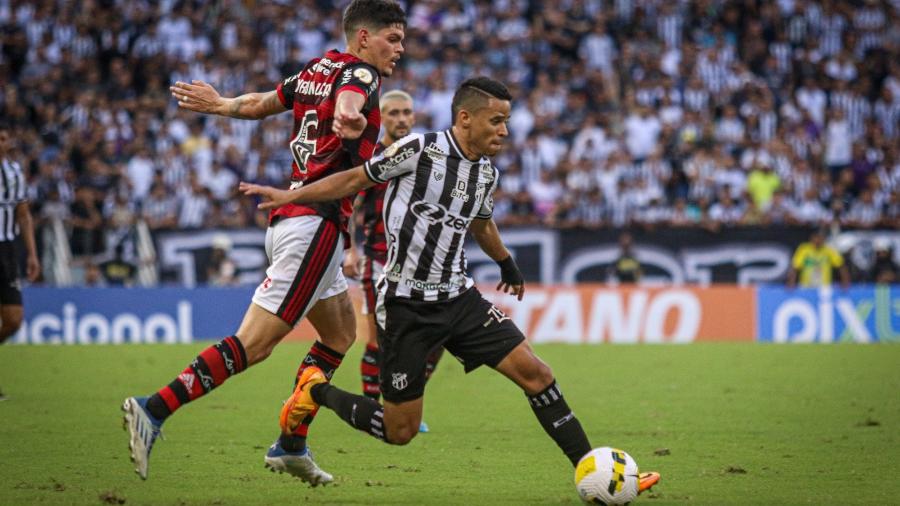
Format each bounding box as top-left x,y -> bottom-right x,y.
377,287 -> 525,403
0,242 -> 22,306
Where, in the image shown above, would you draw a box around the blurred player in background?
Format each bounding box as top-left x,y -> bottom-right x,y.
240,77 -> 660,494
343,90 -> 442,433
0,123 -> 41,400
609,232 -> 642,284
122,0 -> 406,485
787,229 -> 851,289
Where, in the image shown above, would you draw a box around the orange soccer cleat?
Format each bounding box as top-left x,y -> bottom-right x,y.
638,471 -> 661,494
279,366 -> 328,434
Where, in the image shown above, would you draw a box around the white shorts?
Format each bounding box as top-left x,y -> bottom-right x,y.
252,216 -> 347,326
360,255 -> 385,315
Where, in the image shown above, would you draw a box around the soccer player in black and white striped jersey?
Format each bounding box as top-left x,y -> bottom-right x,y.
240,77 -> 660,493
0,124 -> 41,399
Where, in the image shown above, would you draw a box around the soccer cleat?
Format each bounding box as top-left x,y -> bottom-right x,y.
264,440 -> 333,486
122,396 -> 163,480
0,389 -> 7,401
418,421 -> 429,433
280,366 -> 327,434
638,471 -> 661,494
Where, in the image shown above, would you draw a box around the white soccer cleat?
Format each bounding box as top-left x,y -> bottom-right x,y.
264,441 -> 334,487
122,396 -> 163,480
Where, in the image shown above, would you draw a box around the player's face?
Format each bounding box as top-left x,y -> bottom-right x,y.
367,24 -> 405,77
468,98 -> 511,158
381,98 -> 414,140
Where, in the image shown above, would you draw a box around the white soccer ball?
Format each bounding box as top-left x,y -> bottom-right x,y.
574,447 -> 640,505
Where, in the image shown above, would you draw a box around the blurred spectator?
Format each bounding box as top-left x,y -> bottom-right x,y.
747,162 -> 781,210
68,186 -> 104,258
207,234 -> 237,286
99,244 -> 137,286
865,238 -> 899,284
608,233 -> 642,284
178,174 -> 211,229
142,183 -> 178,231
787,229 -> 851,289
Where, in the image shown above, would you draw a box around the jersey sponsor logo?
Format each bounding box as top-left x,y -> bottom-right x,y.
424,142 -> 446,162
294,79 -> 333,98
353,67 -> 374,84
410,201 -> 447,224
402,277 -> 463,292
373,146 -> 416,177
410,201 -> 469,231
391,372 -> 408,391
451,180 -> 469,202
310,58 -> 346,76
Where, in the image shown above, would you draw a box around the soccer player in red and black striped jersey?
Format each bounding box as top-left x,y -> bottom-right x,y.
122,0 -> 406,486
342,91 -> 442,431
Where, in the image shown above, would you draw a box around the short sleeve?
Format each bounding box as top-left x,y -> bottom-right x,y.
335,62 -> 381,101
276,73 -> 300,109
476,165 -> 499,219
364,134 -> 423,183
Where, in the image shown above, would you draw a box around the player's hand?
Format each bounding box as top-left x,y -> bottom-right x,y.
497,279 -> 525,301
239,181 -> 293,210
343,249 -> 361,279
25,254 -> 40,282
171,80 -> 224,114
333,109 -> 367,139
496,255 -> 525,301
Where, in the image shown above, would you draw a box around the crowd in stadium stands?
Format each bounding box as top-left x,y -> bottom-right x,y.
1,0 -> 899,267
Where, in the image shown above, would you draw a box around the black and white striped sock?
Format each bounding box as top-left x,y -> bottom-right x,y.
527,380 -> 592,466
311,383 -> 386,442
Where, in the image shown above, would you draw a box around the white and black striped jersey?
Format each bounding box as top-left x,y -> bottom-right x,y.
363,130 -> 498,302
0,158 -> 27,242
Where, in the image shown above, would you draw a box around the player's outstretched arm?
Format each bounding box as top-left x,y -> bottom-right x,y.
170,80 -> 285,120
332,90 -> 367,139
239,166 -> 375,210
470,217 -> 525,300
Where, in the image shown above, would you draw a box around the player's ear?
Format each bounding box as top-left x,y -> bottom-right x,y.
457,109 -> 471,129
357,28 -> 370,49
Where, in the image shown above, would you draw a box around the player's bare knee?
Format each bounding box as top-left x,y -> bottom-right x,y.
320,330 -> 354,353
386,424 -> 418,445
239,334 -> 276,365
522,360 -> 555,395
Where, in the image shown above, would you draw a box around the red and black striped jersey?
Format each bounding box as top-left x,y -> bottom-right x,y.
271,49 -> 382,233
359,142 -> 389,262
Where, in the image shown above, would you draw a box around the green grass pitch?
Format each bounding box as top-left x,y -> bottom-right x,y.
1,343 -> 898,505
